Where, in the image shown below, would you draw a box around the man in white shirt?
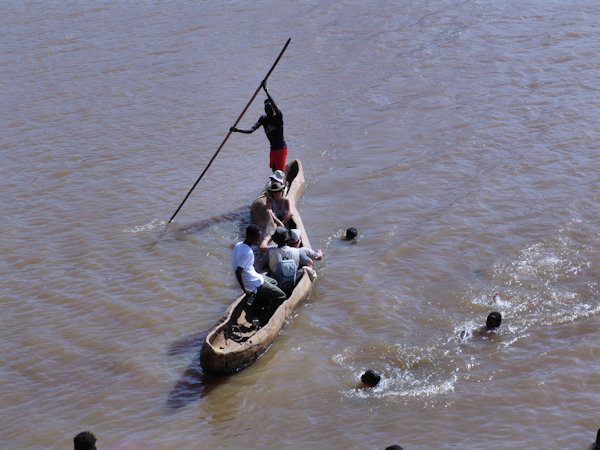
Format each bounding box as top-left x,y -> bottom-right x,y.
233,224 -> 286,325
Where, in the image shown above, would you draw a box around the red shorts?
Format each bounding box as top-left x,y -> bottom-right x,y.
270,147 -> 287,172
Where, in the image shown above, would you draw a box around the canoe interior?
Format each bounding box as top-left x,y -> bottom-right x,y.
200,267 -> 315,376
200,159 -> 316,376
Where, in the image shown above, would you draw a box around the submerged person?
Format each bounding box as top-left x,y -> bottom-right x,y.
460,312 -> 502,340
230,81 -> 287,172
344,227 -> 358,241
74,431 -> 96,450
484,311 -> 502,330
266,181 -> 294,228
233,224 -> 286,325
593,428 -> 600,450
360,369 -> 381,387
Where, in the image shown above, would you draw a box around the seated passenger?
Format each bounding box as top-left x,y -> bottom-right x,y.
269,169 -> 286,186
263,169 -> 287,193
256,230 -> 277,272
233,224 -> 286,324
268,227 -> 300,296
287,228 -> 324,268
268,227 -> 300,274
266,181 -> 294,229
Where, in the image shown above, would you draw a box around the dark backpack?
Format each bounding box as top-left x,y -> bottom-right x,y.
274,250 -> 297,295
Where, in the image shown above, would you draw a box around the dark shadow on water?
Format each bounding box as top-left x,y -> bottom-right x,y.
146,206 -> 249,251
166,329 -> 230,410
167,331 -> 209,356
175,206 -> 249,234
166,352 -> 229,410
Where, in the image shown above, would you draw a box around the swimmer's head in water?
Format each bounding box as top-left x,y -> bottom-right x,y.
486,312 -> 502,329
360,369 -> 381,387
345,227 -> 358,240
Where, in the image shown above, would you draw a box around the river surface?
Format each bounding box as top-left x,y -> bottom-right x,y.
2,1 -> 600,448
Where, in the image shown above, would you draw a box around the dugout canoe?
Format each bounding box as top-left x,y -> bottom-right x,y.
200,159 -> 316,376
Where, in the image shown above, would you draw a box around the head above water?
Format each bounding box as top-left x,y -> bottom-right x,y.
345,227 -> 358,240
486,311 -> 502,329
360,369 -> 381,387
74,431 -> 97,450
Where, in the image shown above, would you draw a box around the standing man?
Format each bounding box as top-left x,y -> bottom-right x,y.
231,81 -> 287,172
233,224 -> 287,325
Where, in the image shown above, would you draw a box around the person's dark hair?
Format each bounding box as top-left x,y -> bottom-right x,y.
345,227 -> 358,240
74,431 -> 96,450
272,226 -> 290,247
245,224 -> 261,242
486,311 -> 502,329
361,369 -> 381,387
385,446 -> 404,450
264,99 -> 275,115
593,428 -> 600,450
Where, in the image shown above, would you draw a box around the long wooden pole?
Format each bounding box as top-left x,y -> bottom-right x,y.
167,38 -> 291,225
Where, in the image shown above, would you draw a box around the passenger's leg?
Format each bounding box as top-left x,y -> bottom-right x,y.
255,276 -> 287,324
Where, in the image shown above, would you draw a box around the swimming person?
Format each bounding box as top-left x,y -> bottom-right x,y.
460,312 -> 502,340
344,227 -> 358,241
73,431 -> 96,450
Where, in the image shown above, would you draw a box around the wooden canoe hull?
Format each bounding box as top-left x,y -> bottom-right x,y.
199,267 -> 315,376
200,159 -> 316,376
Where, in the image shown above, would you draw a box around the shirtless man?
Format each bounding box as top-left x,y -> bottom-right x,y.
231,81 -> 287,172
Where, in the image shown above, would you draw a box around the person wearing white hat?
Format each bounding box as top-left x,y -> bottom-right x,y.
269,170 -> 285,185
266,181 -> 294,228
264,169 -> 288,195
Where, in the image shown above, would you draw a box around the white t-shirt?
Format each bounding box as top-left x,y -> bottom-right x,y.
232,241 -> 264,291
